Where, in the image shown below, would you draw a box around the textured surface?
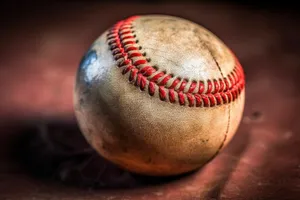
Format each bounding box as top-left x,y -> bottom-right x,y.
1,2 -> 300,200
74,14 -> 245,176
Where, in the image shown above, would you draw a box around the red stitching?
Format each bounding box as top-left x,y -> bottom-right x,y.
206,80 -> 212,94
188,81 -> 197,93
169,89 -> 176,103
159,75 -> 172,86
194,94 -> 202,107
178,92 -> 185,105
150,72 -> 164,82
186,93 -> 195,107
169,78 -> 181,89
198,81 -> 205,94
140,76 -> 147,90
179,79 -> 187,91
106,16 -> 245,107
159,86 -> 166,101
148,81 -> 155,96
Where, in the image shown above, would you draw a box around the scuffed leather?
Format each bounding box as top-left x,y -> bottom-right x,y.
74,15 -> 245,176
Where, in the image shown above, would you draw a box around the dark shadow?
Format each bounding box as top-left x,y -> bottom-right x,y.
11,119 -> 193,189
201,125 -> 250,199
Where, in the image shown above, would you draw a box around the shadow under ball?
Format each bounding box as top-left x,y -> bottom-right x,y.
73,15 -> 245,176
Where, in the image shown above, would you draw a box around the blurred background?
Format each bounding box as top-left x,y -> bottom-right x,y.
0,1 -> 299,200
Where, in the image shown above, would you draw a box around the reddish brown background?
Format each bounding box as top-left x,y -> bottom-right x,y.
0,1 -> 300,200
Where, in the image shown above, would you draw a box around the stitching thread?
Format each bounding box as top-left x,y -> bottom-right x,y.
106,16 -> 245,107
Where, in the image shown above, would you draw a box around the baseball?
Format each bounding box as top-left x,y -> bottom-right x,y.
73,15 -> 245,176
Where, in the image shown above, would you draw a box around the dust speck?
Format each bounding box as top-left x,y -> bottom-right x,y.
283,131 -> 293,140
154,191 -> 163,196
251,111 -> 263,120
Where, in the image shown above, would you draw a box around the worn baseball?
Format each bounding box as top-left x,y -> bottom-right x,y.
73,15 -> 245,176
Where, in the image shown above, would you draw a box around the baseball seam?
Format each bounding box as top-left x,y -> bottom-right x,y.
206,46 -> 231,156
106,16 -> 245,107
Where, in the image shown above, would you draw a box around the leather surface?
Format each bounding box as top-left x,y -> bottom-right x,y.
74,15 -> 245,176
